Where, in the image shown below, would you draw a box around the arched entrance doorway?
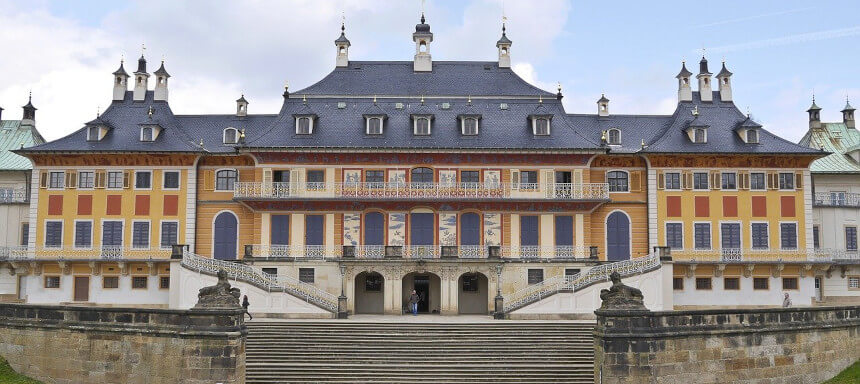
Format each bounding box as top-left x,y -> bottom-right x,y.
402,272 -> 441,314
606,211 -> 631,261
458,272 -> 488,314
354,272 -> 384,314
213,211 -> 238,260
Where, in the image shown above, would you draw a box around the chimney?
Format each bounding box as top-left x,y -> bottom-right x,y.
697,56 -> 713,102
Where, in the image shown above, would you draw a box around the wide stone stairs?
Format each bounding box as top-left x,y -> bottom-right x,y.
245,320 -> 595,383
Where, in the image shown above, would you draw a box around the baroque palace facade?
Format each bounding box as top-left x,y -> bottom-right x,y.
2,16 -> 857,316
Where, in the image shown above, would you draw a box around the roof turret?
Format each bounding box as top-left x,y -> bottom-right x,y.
415,13 -> 431,33
698,56 -> 711,75
496,23 -> 512,45
335,22 -> 351,45
135,55 -> 147,74
717,61 -> 732,78
113,60 -> 129,76
154,60 -> 170,77
676,61 -> 692,78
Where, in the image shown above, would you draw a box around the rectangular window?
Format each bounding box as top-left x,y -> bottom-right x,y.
460,171 -> 480,184
299,268 -> 315,284
695,277 -> 712,290
780,223 -> 797,250
163,171 -> 180,189
45,221 -> 63,248
103,276 -> 119,289
520,171 -> 537,189
665,172 -> 681,190
215,170 -> 237,191
694,223 -> 711,250
307,170 -> 325,189
750,173 -> 766,190
462,274 -> 479,292
673,277 -> 683,290
721,223 -> 741,250
160,222 -> 178,249
131,276 -> 148,289
78,171 -> 95,189
273,170 -> 290,183
721,172 -> 737,190
849,276 -> 860,290
778,173 -> 794,190
565,268 -> 581,277
305,215 -> 324,246
271,215 -> 290,246
527,269 -> 544,285
159,276 -> 170,289
49,172 -> 64,189
607,171 -> 628,192
262,268 -> 278,276
20,223 -> 29,246
782,277 -> 798,290
724,277 -> 740,290
751,223 -> 769,249
520,216 -> 539,247
44,276 -> 61,288
753,277 -> 769,290
135,171 -> 151,189
132,222 -> 150,249
74,221 -> 92,249
693,172 -> 709,190
847,227 -> 858,251
365,170 -> 384,184
101,221 -> 123,247
665,223 -> 683,250
107,171 -> 124,189
813,226 -> 820,249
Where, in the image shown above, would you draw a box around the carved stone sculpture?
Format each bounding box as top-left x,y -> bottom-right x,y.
194,269 -> 241,309
599,271 -> 647,310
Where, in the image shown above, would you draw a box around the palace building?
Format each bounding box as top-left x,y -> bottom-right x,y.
2,15 -> 857,316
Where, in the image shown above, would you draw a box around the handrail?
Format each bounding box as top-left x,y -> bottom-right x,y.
502,253 -> 661,313
672,248 -> 858,263
0,246 -> 170,261
246,244 -> 590,260
180,249 -> 337,312
813,192 -> 860,208
233,181 -> 610,201
0,188 -> 27,204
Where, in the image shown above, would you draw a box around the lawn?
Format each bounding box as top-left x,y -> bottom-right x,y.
0,356 -> 42,384
823,360 -> 860,384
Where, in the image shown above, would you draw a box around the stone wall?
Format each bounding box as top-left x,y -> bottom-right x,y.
0,303 -> 246,384
594,306 -> 860,383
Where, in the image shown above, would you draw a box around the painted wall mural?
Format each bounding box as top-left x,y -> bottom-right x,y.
484,170 -> 500,187
439,213 -> 457,245
484,213 -> 501,246
388,170 -> 406,185
388,212 -> 406,246
343,213 -> 361,246
439,170 -> 456,187
344,170 -> 361,185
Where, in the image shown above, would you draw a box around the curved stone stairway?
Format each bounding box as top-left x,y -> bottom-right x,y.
245,320 -> 595,383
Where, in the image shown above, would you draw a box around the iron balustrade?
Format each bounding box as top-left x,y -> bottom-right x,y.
1,246 -> 170,260
813,192 -> 860,208
247,244 -> 589,259
233,181 -> 610,201
672,248 -> 859,263
0,188 -> 27,203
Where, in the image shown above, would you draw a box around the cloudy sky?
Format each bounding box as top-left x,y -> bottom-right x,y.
1,0 -> 858,142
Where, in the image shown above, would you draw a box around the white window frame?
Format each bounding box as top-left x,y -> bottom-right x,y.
664,221 -> 684,251
779,221 -> 798,250
720,172 -> 738,191
692,172 -> 709,191
140,126 -> 154,142
87,126 -> 100,141
131,220 -> 151,250
44,220 -> 64,249
215,168 -> 238,191
295,116 -> 314,135
749,172 -> 766,191
532,117 -> 551,136
72,219 -> 93,250
663,171 -> 681,190
607,128 -> 621,145
719,220 -> 743,251
778,172 -> 795,191
749,221 -> 770,250
223,127 -> 239,144
366,116 -> 384,135
461,117 -> 479,136
134,170 -> 152,190
77,170 -> 95,190
693,221 -> 712,250
746,129 -> 759,144
48,171 -> 65,190
159,220 -> 181,250
606,170 -> 630,193
100,219 -> 125,248
162,170 -> 181,190
413,116 -> 431,136
106,171 -> 124,190
694,128 -> 707,143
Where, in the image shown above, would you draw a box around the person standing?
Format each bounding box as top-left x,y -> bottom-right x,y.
782,292 -> 792,308
242,295 -> 253,320
409,290 -> 420,316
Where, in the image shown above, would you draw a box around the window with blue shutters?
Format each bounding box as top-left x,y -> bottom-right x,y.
45,221 -> 63,248
364,212 -> 385,246
305,215 -> 324,246
721,223 -> 741,249
694,223 -> 711,250
74,221 -> 92,248
780,223 -> 797,250
132,222 -> 150,249
665,223 -> 683,250
271,215 -> 290,246
554,216 -> 573,246
846,227 -> 857,251
160,222 -> 178,249
102,221 -> 123,247
751,223 -> 769,249
520,216 -> 539,246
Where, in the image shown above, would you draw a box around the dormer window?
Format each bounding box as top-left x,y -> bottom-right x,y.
746,129 -> 759,144
223,127 -> 239,144
607,129 -> 621,145
87,126 -> 100,141
413,115 -> 432,136
295,116 -> 315,135
694,128 -> 707,143
530,115 -> 552,136
140,126 -> 153,142
365,116 -> 385,135
460,116 -> 480,136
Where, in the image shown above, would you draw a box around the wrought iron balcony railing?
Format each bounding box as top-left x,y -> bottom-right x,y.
671,248 -> 859,263
233,182 -> 610,201
245,244 -> 590,260
813,192 -> 860,208
0,246 -> 171,261
0,188 -> 27,204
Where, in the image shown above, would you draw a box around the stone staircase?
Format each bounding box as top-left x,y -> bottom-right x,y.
245,321 -> 595,383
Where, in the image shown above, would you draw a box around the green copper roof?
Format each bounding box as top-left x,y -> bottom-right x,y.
799,122 -> 860,174
0,120 -> 44,171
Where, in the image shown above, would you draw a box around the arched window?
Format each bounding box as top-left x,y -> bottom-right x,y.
223,128 -> 238,144
116,77 -> 122,85
215,169 -> 238,191
607,129 -> 621,145
694,128 -> 706,143
414,117 -> 431,135
607,171 -> 629,192
140,126 -> 153,142
296,116 -> 313,134
746,129 -> 759,144
366,116 -> 383,135
533,117 -> 550,135
419,41 -> 427,52
462,117 -> 479,135
411,167 -> 433,185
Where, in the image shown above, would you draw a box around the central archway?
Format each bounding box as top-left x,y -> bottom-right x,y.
354,272 -> 384,314
402,271 -> 441,314
458,272 -> 489,314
